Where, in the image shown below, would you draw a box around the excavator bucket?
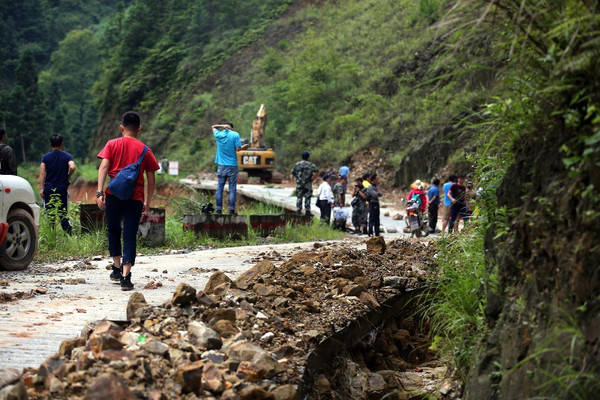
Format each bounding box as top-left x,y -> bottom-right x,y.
237,103 -> 278,182
251,104 -> 267,149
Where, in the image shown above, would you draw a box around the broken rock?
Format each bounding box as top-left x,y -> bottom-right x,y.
175,361 -> 204,394
359,291 -> 380,309
235,261 -> 275,290
58,337 -> 85,358
212,319 -> 239,338
0,368 -> 21,389
271,384 -> 297,400
204,271 -> 233,295
343,284 -> 365,297
141,340 -> 169,356
188,321 -> 222,350
366,236 -> 386,255
201,361 -> 225,394
0,380 -> 26,400
84,374 -> 137,400
172,283 -> 197,306
126,292 -> 151,320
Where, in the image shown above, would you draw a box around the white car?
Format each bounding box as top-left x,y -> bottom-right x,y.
0,175 -> 40,270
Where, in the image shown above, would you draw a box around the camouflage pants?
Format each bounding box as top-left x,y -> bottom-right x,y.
296,184 -> 312,213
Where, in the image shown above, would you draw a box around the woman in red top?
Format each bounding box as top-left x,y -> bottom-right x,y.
407,180 -> 428,212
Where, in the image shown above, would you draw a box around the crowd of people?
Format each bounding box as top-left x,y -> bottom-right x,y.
288,152 -> 473,236
290,152 -> 384,236
416,174 -> 473,234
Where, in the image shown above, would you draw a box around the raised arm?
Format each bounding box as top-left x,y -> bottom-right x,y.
39,163 -> 46,198
68,160 -> 76,178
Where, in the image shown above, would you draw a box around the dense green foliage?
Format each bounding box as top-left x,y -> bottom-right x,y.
0,0 -> 124,161
2,0 -> 485,180
96,0 -> 485,178
426,1 -> 600,398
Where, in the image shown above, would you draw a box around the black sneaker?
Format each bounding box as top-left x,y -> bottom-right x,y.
229,210 -> 237,216
109,264 -> 122,283
216,209 -> 222,214
120,273 -> 134,291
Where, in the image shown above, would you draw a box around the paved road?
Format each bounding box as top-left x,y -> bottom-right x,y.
181,179 -> 411,234
0,241 -> 326,369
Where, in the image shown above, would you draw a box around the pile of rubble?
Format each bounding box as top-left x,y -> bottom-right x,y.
0,237 -> 446,399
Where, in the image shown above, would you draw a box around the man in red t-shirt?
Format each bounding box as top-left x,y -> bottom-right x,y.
96,111 -> 159,291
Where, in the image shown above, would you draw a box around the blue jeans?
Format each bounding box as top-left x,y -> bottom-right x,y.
105,194 -> 143,266
216,165 -> 238,212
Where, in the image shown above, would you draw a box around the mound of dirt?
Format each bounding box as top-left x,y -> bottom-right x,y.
15,238 -> 452,400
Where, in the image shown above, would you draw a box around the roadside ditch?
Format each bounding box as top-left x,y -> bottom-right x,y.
0,237 -> 460,399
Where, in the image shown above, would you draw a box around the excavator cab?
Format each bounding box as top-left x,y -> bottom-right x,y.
237,104 -> 282,184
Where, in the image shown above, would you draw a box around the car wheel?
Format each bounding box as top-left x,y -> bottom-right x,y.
0,209 -> 37,271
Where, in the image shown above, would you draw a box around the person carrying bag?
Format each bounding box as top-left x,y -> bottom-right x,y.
96,111 -> 159,291
107,145 -> 148,200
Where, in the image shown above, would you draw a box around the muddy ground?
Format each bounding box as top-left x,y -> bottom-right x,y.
0,237 -> 461,399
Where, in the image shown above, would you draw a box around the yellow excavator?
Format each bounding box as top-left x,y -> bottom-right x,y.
237,104 -> 282,184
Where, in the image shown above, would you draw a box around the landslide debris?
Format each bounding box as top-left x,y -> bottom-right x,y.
7,238 -> 444,399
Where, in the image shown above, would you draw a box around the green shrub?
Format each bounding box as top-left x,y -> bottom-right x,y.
423,225 -> 489,379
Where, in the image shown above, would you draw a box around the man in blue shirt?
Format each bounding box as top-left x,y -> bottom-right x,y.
441,174 -> 457,234
39,134 -> 76,233
427,178 -> 440,233
212,122 -> 246,214
339,165 -> 350,205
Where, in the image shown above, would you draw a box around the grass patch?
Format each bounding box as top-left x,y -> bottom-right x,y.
423,223 -> 489,379
35,200 -> 344,264
36,201 -> 106,263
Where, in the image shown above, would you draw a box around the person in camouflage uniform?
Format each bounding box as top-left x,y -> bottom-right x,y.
333,176 -> 346,207
291,151 -> 318,216
351,177 -> 368,233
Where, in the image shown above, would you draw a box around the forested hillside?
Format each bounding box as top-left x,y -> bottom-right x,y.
0,0 -> 126,160
89,0 -> 487,183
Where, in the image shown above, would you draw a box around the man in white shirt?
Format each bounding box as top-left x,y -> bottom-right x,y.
317,173 -> 334,224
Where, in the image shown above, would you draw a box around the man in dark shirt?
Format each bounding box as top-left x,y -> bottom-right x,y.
0,129 -> 18,175
447,175 -> 470,232
366,173 -> 382,237
39,134 -> 76,233
427,177 -> 440,233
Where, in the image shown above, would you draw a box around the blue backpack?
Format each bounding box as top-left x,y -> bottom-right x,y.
410,192 -> 422,207
108,146 -> 148,200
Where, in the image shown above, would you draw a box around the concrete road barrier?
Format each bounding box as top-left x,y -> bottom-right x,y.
183,214 -> 248,239
139,207 -> 165,246
249,214 -> 286,237
283,214 -> 314,226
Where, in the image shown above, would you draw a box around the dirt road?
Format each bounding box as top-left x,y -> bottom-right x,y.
0,240 -> 338,370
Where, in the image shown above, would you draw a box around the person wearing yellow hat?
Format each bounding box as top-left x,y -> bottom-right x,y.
407,179 -> 427,213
